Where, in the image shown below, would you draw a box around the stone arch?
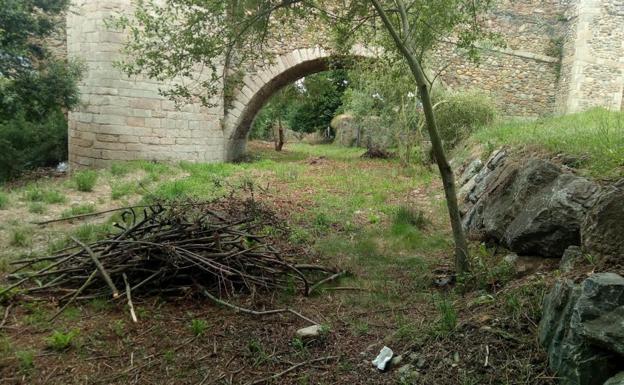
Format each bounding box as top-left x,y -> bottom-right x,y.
222,45 -> 377,160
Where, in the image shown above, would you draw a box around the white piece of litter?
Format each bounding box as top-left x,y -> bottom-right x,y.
372,346 -> 394,371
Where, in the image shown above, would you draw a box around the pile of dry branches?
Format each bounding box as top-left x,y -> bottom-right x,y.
2,199 -> 340,319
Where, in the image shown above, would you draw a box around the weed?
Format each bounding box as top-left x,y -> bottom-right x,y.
72,223 -> 112,244
0,191 -> 9,209
10,227 -> 32,247
16,350 -> 35,373
28,202 -> 47,214
111,320 -> 126,337
393,205 -> 430,229
247,339 -> 270,367
110,162 -> 132,177
24,186 -> 66,204
189,319 -> 209,337
435,298 -> 458,336
45,330 -> 78,351
73,170 -> 98,192
61,204 -> 96,218
89,298 -> 113,311
111,181 -> 135,200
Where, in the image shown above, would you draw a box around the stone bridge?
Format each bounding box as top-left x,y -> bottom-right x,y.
67,0 -> 624,168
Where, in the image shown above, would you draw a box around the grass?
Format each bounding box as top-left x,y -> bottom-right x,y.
28,202 -> 47,214
189,319 -> 209,337
23,186 -> 66,204
73,170 -> 99,192
0,191 -> 8,209
473,108 -> 624,178
45,330 -> 78,351
61,204 -> 96,218
111,181 -> 135,200
10,227 -> 32,248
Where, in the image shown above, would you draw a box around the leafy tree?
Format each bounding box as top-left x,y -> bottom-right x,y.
114,0 -> 499,273
0,0 -> 83,180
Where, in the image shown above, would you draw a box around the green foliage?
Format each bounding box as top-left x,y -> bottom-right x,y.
28,202 -> 47,214
393,205 -> 430,230
0,0 -> 82,181
433,90 -> 497,149
45,330 -> 78,351
73,170 -> 99,192
473,108 -> 624,178
61,204 -> 96,218
0,191 -> 9,209
189,319 -> 209,337
111,181 -> 135,200
435,298 -> 458,335
10,227 -> 32,247
23,185 -> 66,204
251,71 -> 348,139
15,350 -> 35,373
0,111 -> 71,181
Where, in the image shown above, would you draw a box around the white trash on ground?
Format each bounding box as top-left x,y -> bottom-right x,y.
372,346 -> 394,371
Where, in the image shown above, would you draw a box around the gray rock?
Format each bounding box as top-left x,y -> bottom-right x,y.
560,246 -> 584,273
458,159 -> 483,186
582,306 -> 624,356
390,354 -> 403,367
463,159 -> 600,258
604,372 -> 624,385
582,184 -> 624,258
539,273 -> 624,385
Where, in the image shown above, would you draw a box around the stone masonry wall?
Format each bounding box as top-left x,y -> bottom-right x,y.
556,0 -> 624,113
431,0 -> 569,117
66,0 -> 624,167
67,0 -> 224,168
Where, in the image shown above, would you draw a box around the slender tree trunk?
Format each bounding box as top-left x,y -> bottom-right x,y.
275,117 -> 285,152
370,0 -> 470,273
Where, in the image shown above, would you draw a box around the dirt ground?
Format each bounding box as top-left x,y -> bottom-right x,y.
0,142 -> 563,384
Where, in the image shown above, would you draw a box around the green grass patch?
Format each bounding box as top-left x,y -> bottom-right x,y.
110,181 -> 136,200
10,227 -> 32,248
28,202 -> 47,214
24,186 -> 66,204
473,108 -> 624,178
61,204 -> 96,218
0,191 -> 9,209
73,170 -> 99,192
45,330 -> 78,351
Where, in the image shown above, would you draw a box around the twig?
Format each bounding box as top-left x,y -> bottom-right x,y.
307,271 -> 347,296
123,274 -> 138,323
49,269 -> 98,321
246,356 -> 338,385
201,289 -> 318,325
484,344 -> 490,367
0,304 -> 13,328
71,236 -> 120,298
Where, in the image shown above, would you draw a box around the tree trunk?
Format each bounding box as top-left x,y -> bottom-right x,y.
275,118 -> 284,152
369,0 -> 470,273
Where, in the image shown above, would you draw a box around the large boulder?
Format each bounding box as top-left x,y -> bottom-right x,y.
331,114 -> 359,147
539,273 -> 624,385
605,373 -> 624,385
581,180 -> 624,258
462,157 -> 599,257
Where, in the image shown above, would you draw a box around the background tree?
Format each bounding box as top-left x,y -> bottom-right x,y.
0,0 -> 83,181
114,0 -> 499,273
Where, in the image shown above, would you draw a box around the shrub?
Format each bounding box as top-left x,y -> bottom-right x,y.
73,170 -> 98,192
434,90 -> 497,149
0,111 -> 69,181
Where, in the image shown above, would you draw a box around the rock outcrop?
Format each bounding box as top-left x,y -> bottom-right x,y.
539,273 -> 624,385
459,151 -> 600,258
581,180 -> 624,258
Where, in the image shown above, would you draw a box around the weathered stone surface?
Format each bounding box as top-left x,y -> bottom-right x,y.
539,273 -> 624,385
581,181 -> 624,258
582,306 -> 624,357
560,246 -> 584,273
604,372 -> 624,385
462,157 -> 600,258
458,159 -> 483,186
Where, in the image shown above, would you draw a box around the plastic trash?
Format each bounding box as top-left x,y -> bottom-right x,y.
56,162 -> 69,173
372,346 -> 394,371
